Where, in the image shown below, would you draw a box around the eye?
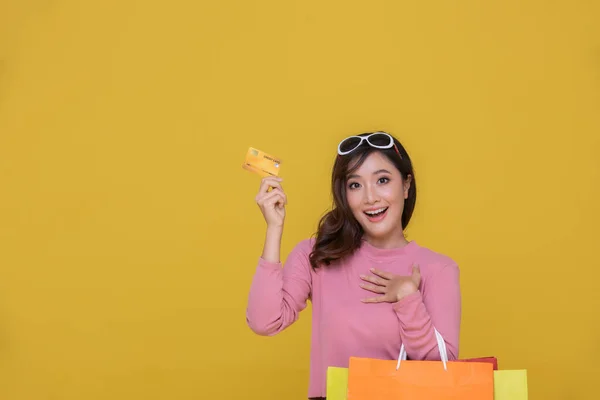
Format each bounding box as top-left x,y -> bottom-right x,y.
348,182 -> 361,190
377,177 -> 390,184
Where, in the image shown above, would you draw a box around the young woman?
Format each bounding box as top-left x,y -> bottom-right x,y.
246,131 -> 461,400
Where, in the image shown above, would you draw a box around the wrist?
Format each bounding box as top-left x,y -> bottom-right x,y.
396,286 -> 418,302
266,225 -> 284,238
262,225 -> 283,263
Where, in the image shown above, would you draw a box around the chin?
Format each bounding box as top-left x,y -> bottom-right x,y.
360,222 -> 391,236
359,217 -> 402,242
364,229 -> 393,241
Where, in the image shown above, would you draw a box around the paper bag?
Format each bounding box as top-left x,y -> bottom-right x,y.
346,329 -> 494,400
457,356 -> 498,370
326,367 -> 349,400
347,357 -> 494,399
327,356 -> 498,400
494,369 -> 528,400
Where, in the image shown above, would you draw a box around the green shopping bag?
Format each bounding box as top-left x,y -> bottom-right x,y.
494,370 -> 528,399
326,367 -> 348,400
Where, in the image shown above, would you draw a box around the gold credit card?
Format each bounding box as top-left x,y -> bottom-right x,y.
242,147 -> 282,178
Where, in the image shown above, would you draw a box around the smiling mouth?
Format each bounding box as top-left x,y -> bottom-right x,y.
364,207 -> 388,218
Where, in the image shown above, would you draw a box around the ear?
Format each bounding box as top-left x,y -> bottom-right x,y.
403,174 -> 412,199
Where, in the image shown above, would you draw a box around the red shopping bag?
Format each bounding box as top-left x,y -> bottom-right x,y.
458,356 -> 498,370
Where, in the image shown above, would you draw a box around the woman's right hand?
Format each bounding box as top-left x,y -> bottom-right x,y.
255,177 -> 287,229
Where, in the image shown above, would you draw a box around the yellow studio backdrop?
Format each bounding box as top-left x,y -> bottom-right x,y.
0,1 -> 598,399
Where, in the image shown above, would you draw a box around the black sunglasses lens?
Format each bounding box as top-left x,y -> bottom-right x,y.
339,137 -> 362,153
368,133 -> 393,147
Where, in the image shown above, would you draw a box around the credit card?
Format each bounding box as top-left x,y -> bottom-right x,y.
242,147 -> 282,178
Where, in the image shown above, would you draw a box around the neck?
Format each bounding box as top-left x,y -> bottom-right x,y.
364,231 -> 408,249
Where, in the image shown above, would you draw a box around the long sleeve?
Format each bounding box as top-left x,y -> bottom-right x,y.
246,239 -> 313,336
392,262 -> 461,361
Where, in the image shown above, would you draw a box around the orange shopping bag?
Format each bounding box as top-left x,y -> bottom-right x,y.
347,329 -> 494,400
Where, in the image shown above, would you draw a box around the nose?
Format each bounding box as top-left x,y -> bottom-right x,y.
363,184 -> 379,205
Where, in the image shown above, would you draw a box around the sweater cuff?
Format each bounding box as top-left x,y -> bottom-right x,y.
257,257 -> 282,270
392,290 -> 422,312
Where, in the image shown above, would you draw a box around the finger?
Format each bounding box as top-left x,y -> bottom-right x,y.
411,265 -> 421,288
359,282 -> 386,294
361,295 -> 389,303
412,265 -> 422,288
272,189 -> 287,205
257,191 -> 280,207
258,188 -> 287,205
360,274 -> 387,286
260,187 -> 286,200
412,264 -> 421,276
264,192 -> 286,209
369,268 -> 393,280
264,196 -> 285,208
256,182 -> 282,201
258,177 -> 283,194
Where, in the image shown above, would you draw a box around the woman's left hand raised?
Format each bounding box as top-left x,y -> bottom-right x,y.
359,265 -> 421,303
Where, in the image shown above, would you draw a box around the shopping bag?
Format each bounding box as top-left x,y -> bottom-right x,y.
346,329 -> 494,400
494,369 -> 528,400
456,356 -> 498,370
326,367 -> 348,400
326,356 -> 497,400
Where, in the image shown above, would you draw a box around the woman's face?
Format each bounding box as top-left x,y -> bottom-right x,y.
345,152 -> 411,247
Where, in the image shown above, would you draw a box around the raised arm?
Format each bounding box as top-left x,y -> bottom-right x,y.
245,176 -> 313,336
246,236 -> 313,335
393,262 -> 461,360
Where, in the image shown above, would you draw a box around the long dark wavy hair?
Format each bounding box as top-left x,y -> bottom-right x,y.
308,131 -> 417,270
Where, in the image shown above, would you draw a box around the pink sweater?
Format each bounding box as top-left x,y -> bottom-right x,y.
246,238 -> 461,399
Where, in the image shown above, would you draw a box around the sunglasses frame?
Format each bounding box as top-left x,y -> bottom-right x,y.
337,132 -> 398,156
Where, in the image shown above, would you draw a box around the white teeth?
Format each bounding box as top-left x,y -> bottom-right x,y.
365,207 -> 387,215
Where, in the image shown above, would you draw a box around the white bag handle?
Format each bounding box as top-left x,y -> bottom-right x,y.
396,328 -> 448,371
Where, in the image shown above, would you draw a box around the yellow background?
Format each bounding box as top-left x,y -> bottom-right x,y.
1,1 -> 598,399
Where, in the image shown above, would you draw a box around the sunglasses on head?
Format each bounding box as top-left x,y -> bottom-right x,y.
337,132 -> 401,157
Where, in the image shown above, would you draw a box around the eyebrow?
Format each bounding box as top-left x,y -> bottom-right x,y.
347,169 -> 392,179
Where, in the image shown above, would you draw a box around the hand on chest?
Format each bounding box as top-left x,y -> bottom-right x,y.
356,259 -> 421,304
320,260 -> 414,345
321,257 -> 423,310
